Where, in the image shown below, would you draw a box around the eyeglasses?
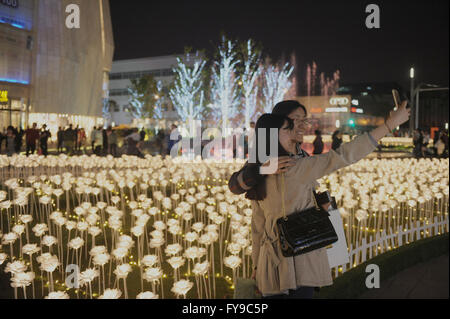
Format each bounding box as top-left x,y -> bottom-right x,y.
293,118 -> 313,126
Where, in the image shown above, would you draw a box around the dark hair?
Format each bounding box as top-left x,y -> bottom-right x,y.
272,100 -> 307,117
332,130 -> 341,139
245,113 -> 294,201
315,129 -> 322,136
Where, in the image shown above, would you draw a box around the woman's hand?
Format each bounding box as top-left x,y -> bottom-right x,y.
260,156 -> 296,175
251,268 -> 257,280
386,101 -> 411,129
370,101 -> 411,142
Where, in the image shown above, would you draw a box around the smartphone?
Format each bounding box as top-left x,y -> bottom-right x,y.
392,89 -> 401,108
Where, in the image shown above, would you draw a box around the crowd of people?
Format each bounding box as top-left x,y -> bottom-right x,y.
413,128 -> 449,158
1,121 -> 448,160
0,123 -> 52,157
0,124 -> 150,158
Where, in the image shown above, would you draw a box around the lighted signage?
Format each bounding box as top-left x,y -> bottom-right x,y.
351,107 -> 364,114
325,107 -> 348,113
0,90 -> 8,103
309,107 -> 323,113
1,0 -> 19,9
329,97 -> 350,106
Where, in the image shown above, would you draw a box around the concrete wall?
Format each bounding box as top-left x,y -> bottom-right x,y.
30,0 -> 114,117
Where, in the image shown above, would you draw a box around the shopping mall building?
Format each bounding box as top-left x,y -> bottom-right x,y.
298,82 -> 409,135
0,0 -> 114,135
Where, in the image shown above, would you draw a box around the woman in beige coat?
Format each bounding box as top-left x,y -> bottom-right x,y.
248,101 -> 410,299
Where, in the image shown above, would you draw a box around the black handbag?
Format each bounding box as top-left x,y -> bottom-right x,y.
276,174 -> 338,258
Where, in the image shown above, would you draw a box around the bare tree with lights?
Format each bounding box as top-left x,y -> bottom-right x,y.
210,39 -> 241,136
153,80 -> 165,120
127,75 -> 159,119
261,63 -> 294,113
169,53 -> 206,134
241,40 -> 261,129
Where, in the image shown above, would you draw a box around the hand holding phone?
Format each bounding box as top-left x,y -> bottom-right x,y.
392,89 -> 401,109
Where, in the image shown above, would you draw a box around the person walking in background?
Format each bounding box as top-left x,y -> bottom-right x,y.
155,129 -> 166,156
15,127 -> 24,154
331,130 -> 343,151
90,126 -> 96,152
140,128 -> 146,142
102,128 -> 108,156
92,127 -> 103,156
65,124 -> 77,155
0,129 -> 4,153
78,128 -> 87,154
74,125 -> 80,151
25,123 -> 40,156
107,126 -> 118,157
39,124 -> 51,157
57,127 -> 64,153
6,126 -> 16,157
413,129 -> 424,158
312,129 -> 324,155
168,124 -> 181,155
126,128 -> 144,158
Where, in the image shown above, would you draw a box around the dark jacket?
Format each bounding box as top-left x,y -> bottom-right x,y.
313,136 -> 324,154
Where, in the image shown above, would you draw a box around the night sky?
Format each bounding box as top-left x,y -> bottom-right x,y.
110,0 -> 449,91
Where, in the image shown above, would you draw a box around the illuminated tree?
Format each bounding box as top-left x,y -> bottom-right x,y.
153,80 -> 165,120
241,40 -> 261,129
262,63 -> 294,113
128,75 -> 159,119
169,53 -> 206,127
210,39 -> 240,136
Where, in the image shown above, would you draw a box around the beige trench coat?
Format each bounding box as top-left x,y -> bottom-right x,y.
252,133 -> 378,295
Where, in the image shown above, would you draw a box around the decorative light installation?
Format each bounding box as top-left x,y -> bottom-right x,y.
262,63 -> 294,113
169,53 -> 206,134
210,39 -> 240,137
241,40 -> 261,129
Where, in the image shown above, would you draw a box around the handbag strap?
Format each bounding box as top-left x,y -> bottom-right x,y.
281,173 -> 287,221
280,173 -> 320,222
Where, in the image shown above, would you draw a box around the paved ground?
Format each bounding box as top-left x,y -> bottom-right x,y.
359,254 -> 449,299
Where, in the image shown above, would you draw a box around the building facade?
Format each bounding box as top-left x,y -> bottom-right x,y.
0,0 -> 114,136
297,82 -> 408,135
108,54 -> 186,126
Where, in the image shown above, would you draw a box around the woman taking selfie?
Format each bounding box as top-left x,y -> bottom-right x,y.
245,101 -> 410,299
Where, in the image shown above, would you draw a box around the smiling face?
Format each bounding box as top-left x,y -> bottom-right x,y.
279,120 -> 296,155
287,107 -> 308,143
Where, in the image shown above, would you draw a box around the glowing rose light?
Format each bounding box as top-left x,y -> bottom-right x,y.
11,271 -> 35,289
90,246 -> 107,257
165,243 -> 183,256
150,237 -> 165,248
183,233 -> 198,245
68,237 -> 84,250
171,279 -> 193,298
141,255 -> 158,268
355,210 -> 369,222
2,232 -> 18,245
143,267 -> 163,282
19,215 -> 33,224
93,253 -> 110,266
99,288 -> 122,299
137,291 -> 159,299
224,255 -> 242,270
168,256 -> 185,270
45,291 -> 70,299
0,253 -> 7,265
22,244 -> 40,256
114,263 -> 132,279
32,224 -> 48,237
192,261 -> 209,276
112,247 -> 129,260
5,261 -> 27,274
